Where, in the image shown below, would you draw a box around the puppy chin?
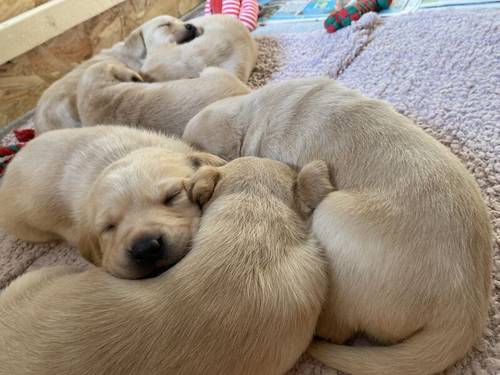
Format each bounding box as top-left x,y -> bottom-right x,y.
106,264 -> 167,280
142,266 -> 169,278
177,35 -> 194,44
103,258 -> 154,280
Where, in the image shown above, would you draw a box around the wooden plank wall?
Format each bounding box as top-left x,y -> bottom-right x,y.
0,0 -> 201,129
0,0 -> 51,23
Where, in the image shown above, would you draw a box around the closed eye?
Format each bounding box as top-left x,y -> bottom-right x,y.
102,223 -> 116,234
159,22 -> 172,28
164,190 -> 181,206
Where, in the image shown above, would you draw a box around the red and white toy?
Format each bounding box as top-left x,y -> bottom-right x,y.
205,0 -> 259,31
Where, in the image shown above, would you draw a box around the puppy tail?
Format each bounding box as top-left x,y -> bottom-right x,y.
308,322 -> 480,375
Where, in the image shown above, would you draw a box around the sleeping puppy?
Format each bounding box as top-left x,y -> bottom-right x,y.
35,15 -> 201,134
141,15 -> 257,83
183,79 -> 493,375
77,61 -> 250,135
0,126 -> 224,279
0,157 -> 332,375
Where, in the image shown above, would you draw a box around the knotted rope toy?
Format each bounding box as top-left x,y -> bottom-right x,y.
0,128 -> 35,176
324,0 -> 391,33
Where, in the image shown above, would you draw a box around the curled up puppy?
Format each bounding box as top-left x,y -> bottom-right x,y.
77,62 -> 250,135
183,78 -> 493,375
0,126 -> 223,279
35,15 -> 201,134
141,15 -> 257,82
0,157 -> 333,375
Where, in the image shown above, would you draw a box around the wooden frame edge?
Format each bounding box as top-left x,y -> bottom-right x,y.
0,0 -> 126,65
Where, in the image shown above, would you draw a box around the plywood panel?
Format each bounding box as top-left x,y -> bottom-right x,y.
0,0 -> 51,23
0,0 -> 201,128
0,0 -> 127,65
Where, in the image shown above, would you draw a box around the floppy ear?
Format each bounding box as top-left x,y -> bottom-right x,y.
183,166 -> 221,208
78,214 -> 103,266
122,28 -> 146,59
295,160 -> 334,216
188,151 -> 227,169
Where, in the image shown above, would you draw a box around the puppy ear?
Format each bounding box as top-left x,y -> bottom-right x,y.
123,28 -> 146,59
183,166 -> 221,207
188,152 -> 226,169
78,214 -> 103,266
295,160 -> 334,216
109,64 -> 143,82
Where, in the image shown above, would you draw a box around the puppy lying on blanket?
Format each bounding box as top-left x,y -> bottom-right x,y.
35,15 -> 201,134
0,126 -> 223,279
183,79 -> 492,375
141,15 -> 257,82
77,62 -> 249,135
0,157 -> 332,375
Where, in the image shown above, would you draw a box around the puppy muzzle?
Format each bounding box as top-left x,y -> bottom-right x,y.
179,23 -> 199,44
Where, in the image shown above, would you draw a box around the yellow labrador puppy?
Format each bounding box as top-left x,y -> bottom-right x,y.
77,61 -> 250,135
141,15 -> 257,82
0,126 -> 224,279
0,157 -> 332,375
183,79 -> 492,375
35,15 -> 200,134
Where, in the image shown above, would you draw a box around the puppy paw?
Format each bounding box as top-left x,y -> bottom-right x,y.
109,64 -> 143,83
184,167 -> 221,208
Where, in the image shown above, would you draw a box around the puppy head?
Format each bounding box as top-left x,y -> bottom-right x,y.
79,148 -> 225,279
143,15 -> 202,46
184,157 -> 334,217
123,15 -> 202,59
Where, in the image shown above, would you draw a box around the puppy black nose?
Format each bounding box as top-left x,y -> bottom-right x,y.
129,236 -> 164,263
185,23 -> 196,33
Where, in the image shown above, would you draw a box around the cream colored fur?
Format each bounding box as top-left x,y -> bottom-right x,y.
0,157 -> 332,375
34,15 -> 200,134
183,78 -> 493,375
141,15 -> 257,82
77,62 -> 250,136
0,126 -> 224,279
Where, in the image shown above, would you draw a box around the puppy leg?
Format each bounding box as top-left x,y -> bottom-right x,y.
0,218 -> 59,243
0,266 -> 78,305
108,63 -> 143,82
0,193 -> 62,243
312,190 -> 428,343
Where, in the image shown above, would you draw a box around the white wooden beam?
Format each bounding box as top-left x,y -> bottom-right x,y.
0,0 -> 126,65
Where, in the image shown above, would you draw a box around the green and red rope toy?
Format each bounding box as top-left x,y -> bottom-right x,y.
324,0 -> 392,33
0,128 -> 35,176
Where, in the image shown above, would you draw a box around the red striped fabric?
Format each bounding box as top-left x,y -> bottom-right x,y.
211,0 -> 223,13
205,0 -> 258,30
